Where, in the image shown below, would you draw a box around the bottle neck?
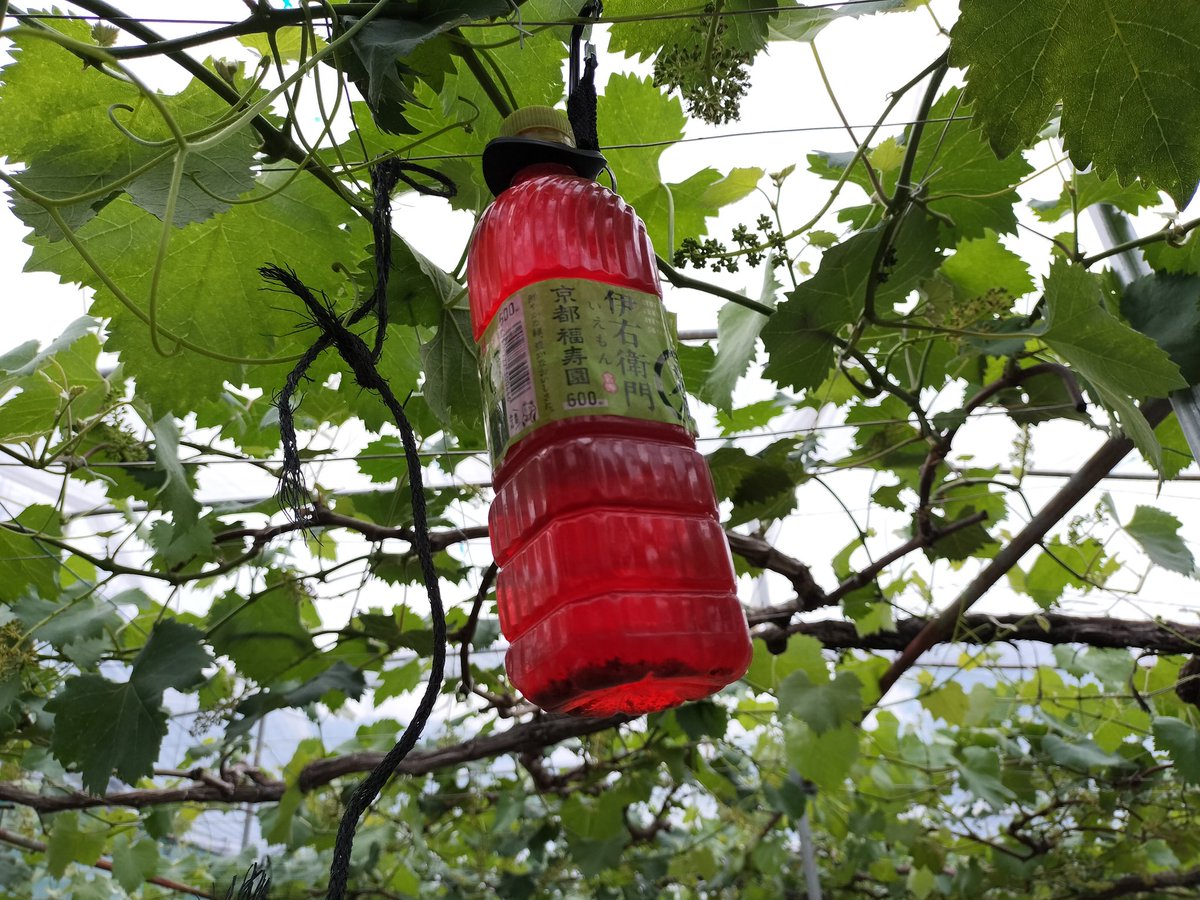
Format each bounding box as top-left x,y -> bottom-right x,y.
511,162 -> 576,186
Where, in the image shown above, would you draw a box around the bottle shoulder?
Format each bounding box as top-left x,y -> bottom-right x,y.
467,176 -> 661,336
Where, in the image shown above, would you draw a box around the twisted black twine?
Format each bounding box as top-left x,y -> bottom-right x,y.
223,859 -> 272,899
260,158 -> 454,900
273,159 -> 453,517
567,1 -> 602,152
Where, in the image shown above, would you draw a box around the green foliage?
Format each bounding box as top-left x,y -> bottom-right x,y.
952,0 -> 1200,205
2,3 -> 1200,897
761,214 -> 941,392
1121,273 -> 1200,384
1041,260 -> 1186,400
1123,506 -> 1196,575
46,621 -> 212,792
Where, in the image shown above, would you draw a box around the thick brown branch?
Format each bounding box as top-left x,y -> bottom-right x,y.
728,532 -> 826,613
767,613 -> 1200,655
0,713 -> 626,813
874,398 -> 1173,705
1083,865 -> 1200,900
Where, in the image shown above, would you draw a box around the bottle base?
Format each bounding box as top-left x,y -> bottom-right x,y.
544,673 -> 730,717
504,593 -> 753,717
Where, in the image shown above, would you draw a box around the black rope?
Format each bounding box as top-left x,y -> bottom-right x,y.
567,1 -> 602,152
223,859 -> 271,899
272,160 -> 454,519
260,159 -> 454,900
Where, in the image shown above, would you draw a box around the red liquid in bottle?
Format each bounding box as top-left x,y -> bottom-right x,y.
468,163 -> 752,716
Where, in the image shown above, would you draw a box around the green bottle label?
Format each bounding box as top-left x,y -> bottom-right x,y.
479,278 -> 694,467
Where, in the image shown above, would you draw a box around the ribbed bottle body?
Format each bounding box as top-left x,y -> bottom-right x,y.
467,171 -> 751,716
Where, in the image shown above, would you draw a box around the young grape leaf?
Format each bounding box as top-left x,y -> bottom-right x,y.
1030,171 -> 1163,223
1153,717 -> 1200,783
940,230 -> 1034,300
1124,506 -> 1196,575
703,264 -> 779,410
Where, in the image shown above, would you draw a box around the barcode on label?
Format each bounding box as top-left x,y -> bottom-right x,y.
499,301 -> 538,431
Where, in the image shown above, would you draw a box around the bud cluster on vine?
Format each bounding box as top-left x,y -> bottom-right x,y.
673,213 -> 786,272
652,4 -> 752,125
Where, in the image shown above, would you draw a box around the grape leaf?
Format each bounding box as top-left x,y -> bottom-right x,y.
26,169 -> 371,415
207,584 -> 322,685
421,306 -> 483,429
1030,171 -> 1163,222
599,74 -> 761,252
1153,717 -> 1200,783
609,0 -> 779,60
743,634 -> 829,693
778,670 -> 863,734
228,662 -> 366,740
111,836 -> 160,894
958,745 -> 1016,809
768,0 -> 909,41
1120,273 -> 1200,384
1019,538 -> 1116,608
633,166 -> 764,258
0,505 -> 63,601
1041,260 -> 1186,400
1124,506 -> 1196,575
1154,413 -> 1195,480
148,415 -> 211,565
911,88 -> 1034,240
939,230 -> 1034,299
703,265 -> 779,410
13,592 -> 121,650
337,3 -> 508,134
44,620 -> 211,792
3,47 -> 260,237
784,721 -> 857,792
130,620 -> 213,694
918,678 -> 969,725
1042,734 -> 1129,770
951,0 -> 1200,206
807,88 -> 1033,240
1144,232 -> 1200,275
45,674 -> 169,792
0,325 -> 109,443
761,214 -> 942,392
46,812 -> 107,878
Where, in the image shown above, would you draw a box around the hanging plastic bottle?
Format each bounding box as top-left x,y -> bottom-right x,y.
467,106 -> 752,716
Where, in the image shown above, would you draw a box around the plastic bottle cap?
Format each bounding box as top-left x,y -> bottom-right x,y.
498,106 -> 577,148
